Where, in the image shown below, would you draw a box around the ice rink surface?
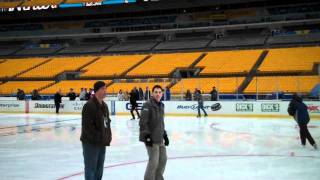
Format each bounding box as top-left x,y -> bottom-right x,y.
0,113 -> 319,180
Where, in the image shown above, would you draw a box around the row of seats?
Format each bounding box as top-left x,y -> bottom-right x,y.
127,53 -> 202,77
0,47 -> 318,79
19,56 -> 95,78
196,50 -> 262,75
0,81 -> 54,94
0,58 -> 48,78
170,77 -> 245,94
258,47 -> 320,72
244,76 -> 319,93
81,55 -> 146,78
0,76 -> 317,95
40,80 -> 112,94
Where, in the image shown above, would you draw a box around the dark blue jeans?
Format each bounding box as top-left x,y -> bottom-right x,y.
82,143 -> 106,180
197,103 -> 207,117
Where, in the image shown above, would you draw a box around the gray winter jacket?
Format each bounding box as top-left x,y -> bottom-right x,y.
139,98 -> 167,144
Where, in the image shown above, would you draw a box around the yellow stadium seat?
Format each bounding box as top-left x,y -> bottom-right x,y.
127,53 -> 202,77
21,0 -> 63,6
196,50 -> 262,75
244,76 -> 319,93
0,58 -> 49,78
259,47 -> 320,72
0,81 -> 54,95
0,1 -> 22,8
171,77 -> 245,94
81,55 -> 146,78
40,80 -> 112,95
19,56 -> 96,78
107,82 -> 169,94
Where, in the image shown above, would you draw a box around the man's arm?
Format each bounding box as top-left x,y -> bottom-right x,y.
139,103 -> 151,140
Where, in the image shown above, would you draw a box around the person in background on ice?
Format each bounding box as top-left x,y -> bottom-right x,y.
130,87 -> 141,120
16,89 -> 25,100
79,88 -> 86,101
165,87 -> 171,101
288,93 -> 317,150
139,85 -> 169,180
31,89 -> 41,100
67,88 -> 77,101
185,89 -> 192,101
118,89 -> 125,101
80,81 -> 112,180
85,88 -> 93,100
145,86 -> 151,100
54,89 -> 62,114
195,89 -> 208,118
210,86 -> 218,101
139,87 -> 144,100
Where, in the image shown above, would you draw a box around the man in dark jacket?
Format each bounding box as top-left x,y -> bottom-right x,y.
210,86 -> 218,101
139,85 -> 169,180
130,87 -> 140,120
54,90 -> 62,114
67,88 -> 77,101
288,93 -> 317,150
80,81 -> 112,180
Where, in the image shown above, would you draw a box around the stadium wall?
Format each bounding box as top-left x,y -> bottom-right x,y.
0,100 -> 319,119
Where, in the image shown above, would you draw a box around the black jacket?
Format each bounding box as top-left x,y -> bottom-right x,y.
67,92 -> 77,101
288,96 -> 310,125
139,98 -> 167,144
54,93 -> 62,104
80,96 -> 112,146
130,90 -> 139,105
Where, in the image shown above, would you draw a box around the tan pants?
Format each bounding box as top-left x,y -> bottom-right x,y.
144,144 -> 167,180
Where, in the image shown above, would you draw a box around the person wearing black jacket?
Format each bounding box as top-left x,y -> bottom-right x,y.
80,81 -> 112,180
210,86 -> 218,101
139,85 -> 169,180
54,90 -> 62,114
67,88 -> 77,101
130,87 -> 140,120
288,93 -> 317,150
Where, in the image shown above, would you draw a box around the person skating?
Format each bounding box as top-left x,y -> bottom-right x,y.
130,87 -> 140,120
139,85 -> 169,180
195,89 -> 208,118
288,93 -> 317,150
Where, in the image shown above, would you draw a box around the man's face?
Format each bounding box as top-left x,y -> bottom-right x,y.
95,86 -> 106,99
152,88 -> 163,102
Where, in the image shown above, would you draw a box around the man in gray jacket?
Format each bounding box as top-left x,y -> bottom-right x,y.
139,85 -> 169,180
80,81 -> 112,180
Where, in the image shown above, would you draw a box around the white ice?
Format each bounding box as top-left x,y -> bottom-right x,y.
0,113 -> 319,180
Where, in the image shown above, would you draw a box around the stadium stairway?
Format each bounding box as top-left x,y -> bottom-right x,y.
10,58 -> 52,80
120,55 -> 152,78
237,50 -> 269,93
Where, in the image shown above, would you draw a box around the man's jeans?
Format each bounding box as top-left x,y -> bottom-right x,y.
144,144 -> 167,180
82,143 -> 106,180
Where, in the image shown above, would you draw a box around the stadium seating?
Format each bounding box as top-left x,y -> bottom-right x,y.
127,53 -> 202,77
0,1 -> 22,8
196,50 -> 262,75
107,82 -> 170,94
19,56 -> 95,78
40,80 -> 112,95
0,58 -> 49,78
170,77 -> 245,94
0,81 -> 54,94
259,47 -> 320,72
244,76 -> 319,93
81,55 -> 146,78
21,0 -> 64,6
